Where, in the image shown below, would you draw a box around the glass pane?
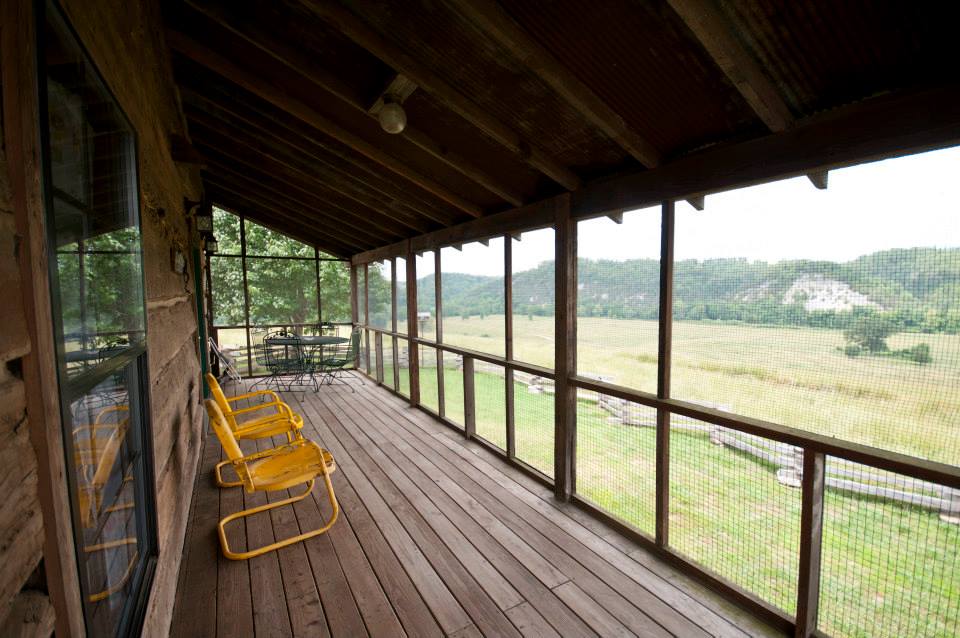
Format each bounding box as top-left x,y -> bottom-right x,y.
368,260 -> 391,329
416,251 -> 437,339
320,260 -> 351,323
669,415 -> 801,614
213,207 -> 241,254
512,228 -> 554,368
246,258 -> 318,326
398,338 -> 410,397
441,239 -> 505,357
209,256 -> 245,326
513,374 -> 554,477
418,344 -> 440,413
577,207 -> 661,392
69,365 -> 148,636
474,363 -> 506,450
819,459 -> 960,638
671,148 -> 960,466
397,256 -> 407,334
244,218 -> 314,257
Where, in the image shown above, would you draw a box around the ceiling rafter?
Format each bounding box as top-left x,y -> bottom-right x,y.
296,0 -> 582,192
182,0 -> 523,207
166,29 -> 485,218
446,0 -> 662,169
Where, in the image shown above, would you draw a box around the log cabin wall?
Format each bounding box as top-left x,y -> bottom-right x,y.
1,0 -> 204,634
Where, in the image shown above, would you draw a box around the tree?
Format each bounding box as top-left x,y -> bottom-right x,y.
843,314 -> 898,354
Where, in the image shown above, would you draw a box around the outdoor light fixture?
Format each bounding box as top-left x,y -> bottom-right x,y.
378,95 -> 407,134
205,236 -> 218,255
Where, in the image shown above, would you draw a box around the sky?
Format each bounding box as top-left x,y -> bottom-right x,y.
431,145 -> 960,277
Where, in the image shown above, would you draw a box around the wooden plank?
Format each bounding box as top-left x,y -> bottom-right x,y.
447,0 -> 661,167
166,30 -> 484,218
667,0 -> 793,132
375,333 -> 384,384
463,357 -> 476,438
552,581 -> 631,638
505,602 -> 561,638
553,194 -> 576,500
216,448 -> 255,638
795,451 -> 825,638
299,1 -> 581,192
655,201 -> 674,546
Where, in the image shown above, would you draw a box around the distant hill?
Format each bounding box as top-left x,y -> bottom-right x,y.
410,247 -> 960,333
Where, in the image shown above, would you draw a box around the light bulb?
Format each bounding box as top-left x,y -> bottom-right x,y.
378,101 -> 407,134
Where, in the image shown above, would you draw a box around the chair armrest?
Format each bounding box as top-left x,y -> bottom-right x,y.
232,439 -> 310,464
234,414 -> 302,438
231,400 -> 289,416
226,389 -> 281,403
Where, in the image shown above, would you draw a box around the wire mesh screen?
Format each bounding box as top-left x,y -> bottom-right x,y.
818,458 -> 960,637
213,207 -> 241,254
209,256 -> 244,326
474,362 -> 506,450
512,228 -> 555,368
368,330 -> 378,380
246,258 -> 318,325
382,336 -> 395,390
211,327 -> 250,377
397,338 -> 411,397
319,260 -> 351,323
512,373 -> 554,478
671,150 -> 960,467
576,207 -> 661,393
360,329 -> 369,374
396,256 -> 407,334
416,251 -> 437,339
669,414 -> 800,614
418,344 -> 440,413
358,266 -> 366,326
575,390 -> 656,535
440,240 -> 505,357
441,350 -> 465,428
368,260 -> 391,330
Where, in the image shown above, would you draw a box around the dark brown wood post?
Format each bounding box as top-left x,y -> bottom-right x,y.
390,258 -> 399,389
795,449 -> 826,638
554,194 -> 576,500
406,242 -> 420,405
435,250 -> 445,418
240,216 -> 253,373
463,356 -> 476,437
656,200 -> 675,545
375,331 -> 384,384
505,234 -> 515,458
350,262 -> 359,368
363,263 -> 371,373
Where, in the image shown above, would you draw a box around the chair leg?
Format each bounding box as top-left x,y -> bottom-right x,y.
217,469 -> 339,560
214,459 -> 244,488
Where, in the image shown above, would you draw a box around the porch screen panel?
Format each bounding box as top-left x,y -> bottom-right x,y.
440,240 -> 505,357
398,338 -> 411,397
368,260 -> 392,330
513,378 -> 554,478
416,251 -> 437,339
474,362 -> 507,450
576,207 -> 661,393
396,256 -> 407,334
671,147 -> 960,467
511,227 -> 555,368
418,344 -> 440,413
442,350 -> 465,429
245,258 -> 318,326
319,259 -> 351,323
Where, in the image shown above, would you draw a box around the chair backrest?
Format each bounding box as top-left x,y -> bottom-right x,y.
204,399 -> 244,464
205,373 -> 239,430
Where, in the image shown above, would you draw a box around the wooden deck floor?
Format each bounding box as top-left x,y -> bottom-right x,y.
171,374 -> 778,637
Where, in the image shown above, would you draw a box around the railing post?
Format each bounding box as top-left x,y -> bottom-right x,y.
406,243 -> 419,405
463,356 -> 476,438
505,233 -> 515,458
350,262 -> 359,369
554,193 -> 576,501
435,250 -> 445,418
364,263 -> 371,373
795,449 -> 826,638
375,332 -> 383,384
656,200 -> 675,546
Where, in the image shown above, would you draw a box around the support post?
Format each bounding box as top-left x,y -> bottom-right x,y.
375,332 -> 384,384
554,194 -> 576,500
406,243 -> 419,405
363,263 -> 371,373
795,450 -> 826,638
463,356 -> 476,437
505,234 -> 515,458
656,200 -> 675,545
350,262 -> 359,368
391,258 -> 399,389
435,250 -> 445,417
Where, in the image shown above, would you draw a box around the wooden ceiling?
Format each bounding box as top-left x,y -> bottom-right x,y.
163,0 -> 960,257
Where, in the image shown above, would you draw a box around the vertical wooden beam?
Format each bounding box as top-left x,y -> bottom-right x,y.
656,200 -> 675,545
363,263 -> 370,373
240,216 -> 253,373
406,243 -> 419,405
375,332 -> 384,384
390,258 -> 399,389
553,194 -> 576,500
795,450 -> 826,638
2,0 -> 85,631
463,356 -> 476,437
349,262 -> 359,368
505,235 -> 515,458
315,247 -> 323,323
435,250 -> 445,418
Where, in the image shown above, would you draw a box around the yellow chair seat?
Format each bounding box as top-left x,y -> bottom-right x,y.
248,442 -> 336,492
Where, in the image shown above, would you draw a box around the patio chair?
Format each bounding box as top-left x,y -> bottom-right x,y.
205,373 -> 304,487
252,330 -> 308,391
204,399 -> 339,560
317,325 -> 362,391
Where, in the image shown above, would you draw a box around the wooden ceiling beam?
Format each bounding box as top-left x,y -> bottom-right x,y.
187,111 -> 436,233
296,0 -> 582,192
446,0 -> 662,168
182,0 -> 523,207
205,178 -> 366,254
667,0 -> 793,133
367,73 -> 418,115
167,29 -> 485,218
198,151 -> 404,244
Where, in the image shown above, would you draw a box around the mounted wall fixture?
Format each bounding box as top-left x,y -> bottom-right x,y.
378,95 -> 407,134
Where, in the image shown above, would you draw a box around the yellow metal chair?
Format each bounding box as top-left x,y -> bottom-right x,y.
205,373 -> 305,487
204,399 -> 339,560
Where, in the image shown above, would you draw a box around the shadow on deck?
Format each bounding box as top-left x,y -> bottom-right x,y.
171,373 -> 778,637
